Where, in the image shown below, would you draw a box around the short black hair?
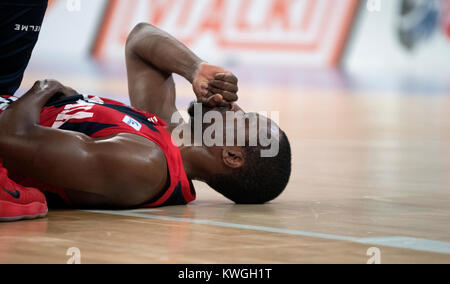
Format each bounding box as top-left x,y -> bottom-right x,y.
207,131 -> 292,204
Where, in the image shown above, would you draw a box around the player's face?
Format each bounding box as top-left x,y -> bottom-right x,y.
188,102 -> 274,148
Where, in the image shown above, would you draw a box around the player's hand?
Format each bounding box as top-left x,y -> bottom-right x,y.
34,79 -> 78,98
192,63 -> 238,107
33,79 -> 63,93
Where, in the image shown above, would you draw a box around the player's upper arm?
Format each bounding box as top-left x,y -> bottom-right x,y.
125,24 -> 177,122
5,126 -> 168,207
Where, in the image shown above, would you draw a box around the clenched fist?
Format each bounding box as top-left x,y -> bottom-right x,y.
192,63 -> 238,107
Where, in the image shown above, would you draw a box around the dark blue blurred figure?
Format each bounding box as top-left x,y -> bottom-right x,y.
398,0 -> 443,50
0,0 -> 48,95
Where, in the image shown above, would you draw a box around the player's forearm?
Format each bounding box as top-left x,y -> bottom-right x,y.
0,81 -> 58,158
0,81 -> 54,134
126,23 -> 203,83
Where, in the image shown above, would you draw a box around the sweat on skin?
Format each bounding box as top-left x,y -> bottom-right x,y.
170,104 -> 281,158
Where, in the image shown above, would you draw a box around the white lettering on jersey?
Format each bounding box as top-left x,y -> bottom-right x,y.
0,96 -> 17,111
51,101 -> 95,129
0,97 -> 9,111
148,116 -> 158,124
82,95 -> 104,105
123,115 -> 142,131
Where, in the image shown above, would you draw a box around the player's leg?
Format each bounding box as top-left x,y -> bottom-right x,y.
0,96 -> 48,222
0,0 -> 48,95
0,0 -> 49,221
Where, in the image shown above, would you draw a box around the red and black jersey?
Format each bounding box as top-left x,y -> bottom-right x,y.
0,94 -> 196,207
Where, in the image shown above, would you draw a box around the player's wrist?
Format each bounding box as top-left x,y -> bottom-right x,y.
189,60 -> 206,84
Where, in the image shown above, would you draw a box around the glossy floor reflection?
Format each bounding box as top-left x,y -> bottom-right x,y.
0,68 -> 449,263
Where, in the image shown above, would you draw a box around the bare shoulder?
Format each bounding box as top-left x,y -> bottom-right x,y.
93,133 -> 169,207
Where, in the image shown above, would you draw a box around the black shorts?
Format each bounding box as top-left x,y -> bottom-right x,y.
0,0 -> 48,95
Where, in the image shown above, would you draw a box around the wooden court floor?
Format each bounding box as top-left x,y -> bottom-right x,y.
0,75 -> 449,264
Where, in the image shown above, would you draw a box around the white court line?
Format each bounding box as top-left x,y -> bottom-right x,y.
85,209 -> 450,255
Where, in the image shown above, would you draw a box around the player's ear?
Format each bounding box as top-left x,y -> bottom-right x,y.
222,148 -> 244,169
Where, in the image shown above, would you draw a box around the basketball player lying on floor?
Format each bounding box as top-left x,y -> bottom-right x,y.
0,23 -> 291,222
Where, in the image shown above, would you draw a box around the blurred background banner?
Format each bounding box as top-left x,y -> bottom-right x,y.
90,0 -> 360,67
36,0 -> 105,61
32,0 -> 450,79
345,0 -> 450,79
38,0 -> 359,68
